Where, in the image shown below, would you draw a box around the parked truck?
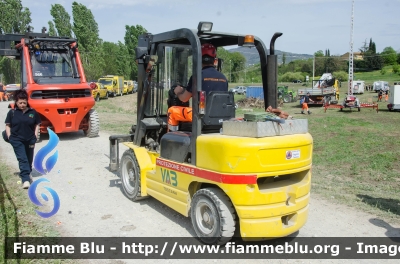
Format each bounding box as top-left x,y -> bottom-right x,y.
387,83 -> 400,111
98,75 -> 124,97
297,73 -> 340,105
373,80 -> 389,92
353,80 -> 365,94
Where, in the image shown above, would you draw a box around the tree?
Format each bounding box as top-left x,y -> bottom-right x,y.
381,46 -> 397,66
282,52 -> 286,65
314,50 -> 324,57
102,41 -> 119,75
116,41 -> 130,79
72,1 -> 105,80
48,21 -> 57,36
229,52 -> 246,82
0,0 -> 32,84
50,4 -> 72,38
393,64 -> 400,74
124,25 -> 147,80
360,38 -> 383,70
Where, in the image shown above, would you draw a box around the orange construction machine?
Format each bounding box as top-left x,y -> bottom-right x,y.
0,27 -> 99,140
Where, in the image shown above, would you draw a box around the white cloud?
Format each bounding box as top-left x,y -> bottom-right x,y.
73,0 -> 188,9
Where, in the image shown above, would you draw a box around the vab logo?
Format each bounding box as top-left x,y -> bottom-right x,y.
30,128 -> 60,218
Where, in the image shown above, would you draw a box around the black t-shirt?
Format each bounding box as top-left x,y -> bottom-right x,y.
186,66 -> 228,94
5,108 -> 41,141
0,85 -> 4,92
304,95 -> 311,103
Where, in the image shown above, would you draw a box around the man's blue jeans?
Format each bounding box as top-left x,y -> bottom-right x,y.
9,139 -> 36,183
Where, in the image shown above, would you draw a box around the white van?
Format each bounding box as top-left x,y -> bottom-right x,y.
387,83 -> 400,111
353,81 -> 365,94
373,81 -> 389,92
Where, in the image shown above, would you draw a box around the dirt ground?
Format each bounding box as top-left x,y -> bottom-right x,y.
0,101 -> 399,264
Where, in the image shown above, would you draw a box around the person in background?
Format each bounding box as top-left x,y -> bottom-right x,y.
385,90 -> 389,102
301,92 -> 314,115
0,83 -> 8,102
5,89 -> 41,189
378,90 -> 383,102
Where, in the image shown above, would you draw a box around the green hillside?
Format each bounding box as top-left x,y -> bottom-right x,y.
353,66 -> 400,85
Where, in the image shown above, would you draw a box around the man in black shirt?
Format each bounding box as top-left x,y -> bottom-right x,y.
167,43 -> 228,131
301,92 -> 314,115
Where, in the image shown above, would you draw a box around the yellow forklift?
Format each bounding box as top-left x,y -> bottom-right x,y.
109,22 -> 313,245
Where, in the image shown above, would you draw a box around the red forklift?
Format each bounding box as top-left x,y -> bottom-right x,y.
0,27 -> 99,140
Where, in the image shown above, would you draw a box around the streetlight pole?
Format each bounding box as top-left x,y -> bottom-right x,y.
229,60 -> 232,82
245,65 -> 246,83
312,55 -> 315,85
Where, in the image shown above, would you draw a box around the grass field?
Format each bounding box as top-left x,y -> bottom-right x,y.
94,81 -> 400,224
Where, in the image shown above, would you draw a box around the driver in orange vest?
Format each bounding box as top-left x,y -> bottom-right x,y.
0,83 -> 8,101
167,43 -> 228,131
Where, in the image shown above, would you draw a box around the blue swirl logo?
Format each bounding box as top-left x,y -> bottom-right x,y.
30,128 -> 60,218
34,128 -> 59,174
28,178 -> 60,218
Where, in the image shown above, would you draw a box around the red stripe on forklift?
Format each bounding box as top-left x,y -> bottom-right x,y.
156,158 -> 257,184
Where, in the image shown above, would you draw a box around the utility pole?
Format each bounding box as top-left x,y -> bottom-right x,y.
229,60 -> 232,82
348,0 -> 355,96
244,64 -> 246,83
312,55 -> 315,84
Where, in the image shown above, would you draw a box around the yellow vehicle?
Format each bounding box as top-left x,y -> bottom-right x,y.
123,80 -> 134,94
109,22 -> 313,245
98,75 -> 124,97
90,82 -> 109,101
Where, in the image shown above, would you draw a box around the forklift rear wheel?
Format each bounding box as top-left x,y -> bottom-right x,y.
191,188 -> 236,245
83,109 -> 100,138
105,92 -> 109,99
120,149 -> 141,201
95,94 -> 100,102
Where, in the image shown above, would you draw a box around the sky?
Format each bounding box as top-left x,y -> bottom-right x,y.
22,0 -> 400,57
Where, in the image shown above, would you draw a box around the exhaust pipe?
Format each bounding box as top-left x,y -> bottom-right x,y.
266,32 -> 282,109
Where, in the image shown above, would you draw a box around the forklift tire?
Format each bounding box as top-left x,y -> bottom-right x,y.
120,149 -> 141,201
283,95 -> 291,103
83,109 -> 100,138
105,92 -> 109,99
95,94 -> 100,102
190,188 -> 236,245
